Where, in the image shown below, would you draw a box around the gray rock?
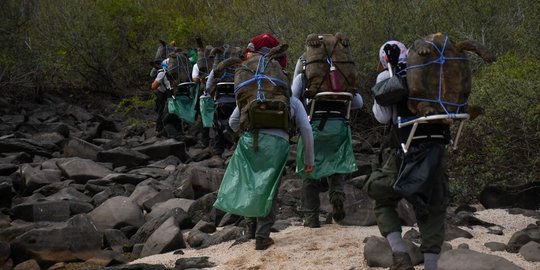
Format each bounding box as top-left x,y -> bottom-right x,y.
31,132 -> 65,146
66,105 -> 94,122
46,186 -> 92,202
146,198 -> 195,221
12,200 -> 73,222
142,190 -> 175,213
506,225 -> 540,253
0,220 -> 51,242
192,220 -> 216,234
218,213 -> 242,227
445,224 -> 473,241
97,147 -> 150,168
1,114 -> 25,126
129,179 -> 172,208
170,165 -> 224,194
363,235 -> 422,267
133,139 -> 189,162
63,137 -> 103,161
438,249 -> 524,270
33,180 -> 74,196
484,241 -> 507,251
105,263 -> 168,270
147,156 -> 182,169
103,229 -> 130,253
0,138 -> 55,157
0,212 -> 11,228
188,192 -> 220,225
186,230 -> 208,248
89,196 -> 145,230
198,226 -> 244,249
174,256 -> 216,270
13,259 -> 40,270
441,242 -> 453,253
0,151 -> 32,165
56,157 -> 112,183
20,165 -> 62,195
479,181 -> 540,210
101,173 -> 149,185
128,167 -> 170,180
11,214 -> 102,265
140,216 -> 186,257
85,250 -> 127,267
0,240 -> 9,265
488,225 -> 505,235
131,208 -> 192,245
91,185 -> 130,206
0,178 -> 14,208
403,228 -> 421,244
519,241 -> 540,262
0,164 -> 18,176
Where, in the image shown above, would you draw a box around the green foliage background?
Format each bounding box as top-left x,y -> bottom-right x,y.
1,0 -> 538,204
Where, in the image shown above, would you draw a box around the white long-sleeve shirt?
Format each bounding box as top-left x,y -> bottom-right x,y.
228,97 -> 315,166
372,70 -> 397,124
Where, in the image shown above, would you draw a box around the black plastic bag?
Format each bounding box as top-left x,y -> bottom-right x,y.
393,143 -> 445,216
371,74 -> 408,106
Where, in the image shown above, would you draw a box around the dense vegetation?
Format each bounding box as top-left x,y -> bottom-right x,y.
1,0 -> 538,204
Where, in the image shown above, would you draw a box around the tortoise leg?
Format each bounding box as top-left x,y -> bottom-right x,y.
455,40 -> 497,63
417,102 -> 438,116
335,32 -> 349,47
413,39 -> 433,56
268,44 -> 289,60
464,104 -> 484,120
215,57 -> 243,73
306,33 -> 321,47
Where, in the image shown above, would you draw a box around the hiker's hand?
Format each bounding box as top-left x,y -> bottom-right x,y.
304,165 -> 314,174
384,44 -> 401,66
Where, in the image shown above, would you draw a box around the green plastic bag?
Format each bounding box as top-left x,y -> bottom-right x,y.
167,85 -> 198,124
214,132 -> 290,217
199,96 -> 215,128
296,118 -> 357,179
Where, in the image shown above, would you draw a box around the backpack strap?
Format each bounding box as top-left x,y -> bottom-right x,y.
253,129 -> 259,152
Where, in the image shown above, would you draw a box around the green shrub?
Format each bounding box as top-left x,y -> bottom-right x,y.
448,52 -> 540,203
116,95 -> 155,127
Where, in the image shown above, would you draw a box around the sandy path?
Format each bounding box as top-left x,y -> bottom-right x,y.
132,209 -> 538,269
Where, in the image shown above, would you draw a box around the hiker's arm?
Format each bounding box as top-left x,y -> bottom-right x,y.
351,93 -> 364,109
150,71 -> 165,91
205,70 -> 215,96
191,64 -> 200,83
372,71 -> 393,124
291,73 -> 304,100
151,80 -> 160,91
292,97 -> 315,167
292,58 -> 303,80
228,106 -> 241,132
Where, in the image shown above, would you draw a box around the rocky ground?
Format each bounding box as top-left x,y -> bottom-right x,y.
0,92 -> 538,270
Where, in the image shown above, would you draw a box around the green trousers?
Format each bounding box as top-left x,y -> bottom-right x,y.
367,147 -> 449,254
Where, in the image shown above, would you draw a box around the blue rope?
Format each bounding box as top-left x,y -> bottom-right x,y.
219,72 -> 234,82
405,34 -> 469,115
234,53 -> 289,102
167,55 -> 193,83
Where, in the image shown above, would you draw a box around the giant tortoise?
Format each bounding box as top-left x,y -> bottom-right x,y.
406,33 -> 497,118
